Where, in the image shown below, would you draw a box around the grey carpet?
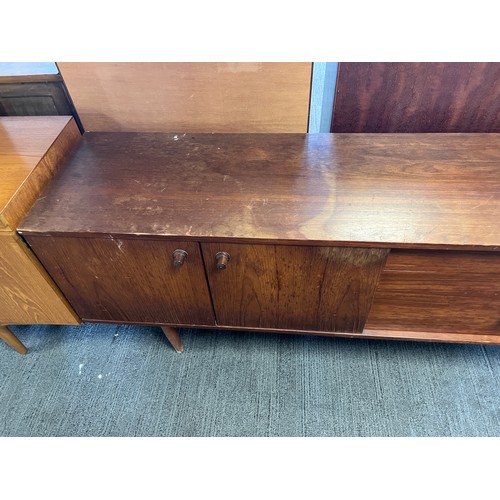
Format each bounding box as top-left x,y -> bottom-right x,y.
0,323 -> 499,436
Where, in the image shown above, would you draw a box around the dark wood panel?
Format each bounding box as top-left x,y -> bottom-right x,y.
24,235 -> 215,326
202,243 -> 388,332
19,132 -> 500,250
332,63 -> 500,132
366,250 -> 500,336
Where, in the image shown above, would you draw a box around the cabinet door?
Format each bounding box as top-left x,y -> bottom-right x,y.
202,243 -> 388,333
25,235 -> 215,326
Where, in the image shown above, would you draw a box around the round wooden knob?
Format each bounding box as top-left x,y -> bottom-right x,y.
172,249 -> 188,267
215,251 -> 230,270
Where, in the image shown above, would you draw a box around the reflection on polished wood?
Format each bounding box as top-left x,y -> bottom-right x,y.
20,132 -> 500,250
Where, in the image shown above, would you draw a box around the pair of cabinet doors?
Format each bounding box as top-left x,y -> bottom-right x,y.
25,236 -> 389,333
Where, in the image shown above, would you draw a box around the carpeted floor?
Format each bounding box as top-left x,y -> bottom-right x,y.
0,323 -> 499,436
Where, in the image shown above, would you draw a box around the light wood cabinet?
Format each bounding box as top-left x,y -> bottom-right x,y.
0,116 -> 81,354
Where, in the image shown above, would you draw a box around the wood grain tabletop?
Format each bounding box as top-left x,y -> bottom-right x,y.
19,132 -> 500,250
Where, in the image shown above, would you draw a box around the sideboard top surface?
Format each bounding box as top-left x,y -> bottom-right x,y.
20,132 -> 500,250
0,116 -> 74,230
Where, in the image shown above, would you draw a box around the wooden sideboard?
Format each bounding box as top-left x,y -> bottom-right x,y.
0,116 -> 80,353
19,132 -> 500,351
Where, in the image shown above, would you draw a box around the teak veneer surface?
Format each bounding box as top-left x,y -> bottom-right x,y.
366,250 -> 500,337
25,236 -> 215,326
20,132 -> 500,250
202,243 -> 388,332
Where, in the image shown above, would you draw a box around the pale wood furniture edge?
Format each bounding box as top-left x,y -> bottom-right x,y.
0,232 -> 80,325
0,117 -> 80,231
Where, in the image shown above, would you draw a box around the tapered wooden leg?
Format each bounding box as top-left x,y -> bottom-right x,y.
161,326 -> 183,353
0,325 -> 28,355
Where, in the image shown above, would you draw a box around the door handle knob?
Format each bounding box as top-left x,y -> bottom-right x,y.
172,249 -> 188,267
215,251 -> 230,270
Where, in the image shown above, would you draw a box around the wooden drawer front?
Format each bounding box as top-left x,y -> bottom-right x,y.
202,243 -> 388,333
366,250 -> 500,336
24,236 -> 215,325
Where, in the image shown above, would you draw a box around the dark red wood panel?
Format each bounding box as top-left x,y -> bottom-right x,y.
332,62 -> 500,132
